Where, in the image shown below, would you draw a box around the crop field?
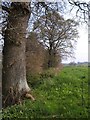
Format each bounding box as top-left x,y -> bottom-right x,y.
2,66 -> 88,119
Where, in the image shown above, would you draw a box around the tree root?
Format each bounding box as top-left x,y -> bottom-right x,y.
25,93 -> 35,101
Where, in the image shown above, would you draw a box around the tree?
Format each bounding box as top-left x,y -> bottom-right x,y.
26,32 -> 46,75
33,11 -> 78,68
2,2 -> 33,107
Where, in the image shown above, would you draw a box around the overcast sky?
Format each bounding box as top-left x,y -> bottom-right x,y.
62,24 -> 88,63
75,25 -> 88,63
62,0 -> 88,63
75,0 -> 88,63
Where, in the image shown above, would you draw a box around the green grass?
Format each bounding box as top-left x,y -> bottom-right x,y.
2,66 -> 89,119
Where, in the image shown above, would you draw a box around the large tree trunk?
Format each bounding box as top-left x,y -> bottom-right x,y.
2,2 -> 31,107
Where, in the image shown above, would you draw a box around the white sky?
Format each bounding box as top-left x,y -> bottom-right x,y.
62,0 -> 89,63
75,25 -> 88,63
62,24 -> 88,63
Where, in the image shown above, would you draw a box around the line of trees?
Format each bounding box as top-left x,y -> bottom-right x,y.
33,11 -> 78,67
1,1 -> 88,107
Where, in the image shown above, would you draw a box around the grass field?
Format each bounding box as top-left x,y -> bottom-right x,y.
2,66 -> 88,119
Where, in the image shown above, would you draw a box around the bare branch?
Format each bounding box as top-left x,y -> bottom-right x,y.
68,0 -> 88,22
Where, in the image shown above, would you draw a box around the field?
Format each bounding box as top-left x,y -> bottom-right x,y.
2,66 -> 88,119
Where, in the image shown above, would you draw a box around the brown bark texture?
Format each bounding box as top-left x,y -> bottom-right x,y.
2,2 -> 31,107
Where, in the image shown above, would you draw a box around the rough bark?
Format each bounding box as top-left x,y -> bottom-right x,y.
48,48 -> 53,68
48,43 -> 56,68
48,47 -> 60,68
2,2 -> 31,107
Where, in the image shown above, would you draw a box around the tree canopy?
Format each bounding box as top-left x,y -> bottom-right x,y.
33,11 -> 79,60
